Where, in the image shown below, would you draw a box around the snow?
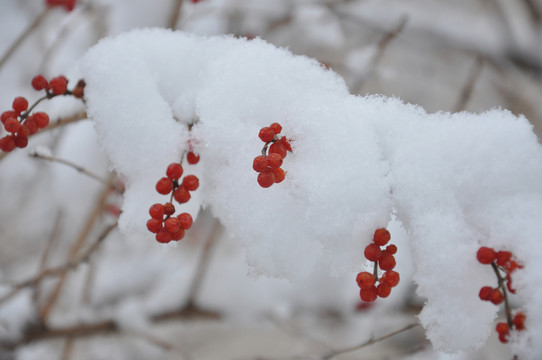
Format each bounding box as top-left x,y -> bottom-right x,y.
76,28 -> 542,357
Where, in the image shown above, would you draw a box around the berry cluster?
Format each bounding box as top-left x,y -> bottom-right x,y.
146,152 -> 200,243
356,228 -> 400,302
0,75 -> 85,153
253,123 -> 292,188
476,246 -> 525,343
45,0 -> 77,12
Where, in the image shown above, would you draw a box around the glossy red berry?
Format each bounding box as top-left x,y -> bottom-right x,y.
273,168 -> 286,183
24,118 -> 39,135
379,253 -> 396,271
269,123 -> 282,134
356,271 -> 375,289
173,186 -> 191,203
177,212 -> 193,230
14,135 -> 28,148
146,218 -> 163,233
163,202 -> 175,216
149,203 -> 165,219
187,151 -> 200,164
360,286 -> 377,302
0,136 -> 16,152
31,75 -> 49,91
156,177 -> 174,194
166,163 -> 183,180
170,228 -> 185,241
253,155 -> 268,172
479,286 -> 493,301
376,282 -> 391,298
16,125 -> 30,138
32,112 -> 49,128
164,217 -> 181,233
496,251 -> 512,267
267,153 -> 283,169
385,244 -> 397,254
12,97 -> 28,114
269,141 -> 286,159
49,76 -> 68,95
259,127 -> 275,142
1,111 -> 17,124
4,118 -> 20,133
477,247 -> 496,264
182,175 -> 199,191
373,228 -> 391,246
381,270 -> 400,287
364,243 -> 381,262
513,312 -> 526,331
257,170 -> 275,188
156,228 -> 172,243
496,322 -> 509,343
490,288 -> 504,305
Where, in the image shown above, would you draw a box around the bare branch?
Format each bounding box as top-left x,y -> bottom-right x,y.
168,0 -> 184,30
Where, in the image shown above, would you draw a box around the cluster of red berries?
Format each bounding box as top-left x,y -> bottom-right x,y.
356,228 -> 400,302
0,75 -> 85,153
146,151 -> 200,243
476,246 -> 525,343
253,123 -> 292,188
45,0 -> 77,12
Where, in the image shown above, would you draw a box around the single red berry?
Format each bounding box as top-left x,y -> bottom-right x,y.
32,112 -> 49,128
385,244 -> 397,254
149,203 -> 165,219
269,141 -> 287,158
490,288 -> 504,305
273,167 -> 286,183
373,228 -> 391,246
364,243 -> 381,262
4,118 -> 21,133
477,247 -> 496,264
166,163 -> 183,180
479,286 -> 493,301
253,155 -> 268,172
356,271 -> 375,289
173,186 -> 191,203
359,286 -> 377,302
16,125 -> 30,138
146,218 -> 163,233
14,135 -> 28,148
269,122 -> 282,134
1,111 -> 17,124
163,202 -> 175,216
376,282 -> 392,298
381,270 -> 400,287
496,251 -> 512,267
258,127 -> 275,142
49,76 -> 68,95
31,75 -> 49,91
170,228 -> 185,241
0,136 -> 16,152
513,312 -> 526,331
182,175 -> 199,191
267,153 -> 283,169
24,118 -> 39,135
164,217 -> 181,234
156,228 -> 172,243
187,151 -> 200,164
257,170 -> 275,188
379,253 -> 396,271
156,177 -> 174,194
12,97 -> 28,114
177,212 -> 193,230
496,322 -> 509,343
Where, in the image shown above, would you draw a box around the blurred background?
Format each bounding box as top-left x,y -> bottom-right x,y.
0,1 -> 540,359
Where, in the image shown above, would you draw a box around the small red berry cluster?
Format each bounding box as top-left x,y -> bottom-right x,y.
45,0 -> 77,12
0,75 -> 85,153
253,123 -> 292,188
356,228 -> 400,302
476,246 -> 525,343
146,152 -> 200,243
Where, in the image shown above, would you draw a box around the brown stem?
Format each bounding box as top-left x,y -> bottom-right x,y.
491,262 -> 514,328
453,55 -> 484,112
168,0 -> 184,30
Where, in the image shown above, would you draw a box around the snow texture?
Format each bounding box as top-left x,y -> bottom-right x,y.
77,28 -> 542,357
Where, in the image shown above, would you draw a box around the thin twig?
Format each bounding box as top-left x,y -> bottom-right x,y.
60,338 -> 75,360
322,322 -> 420,360
453,55 -> 484,112
168,0 -> 184,30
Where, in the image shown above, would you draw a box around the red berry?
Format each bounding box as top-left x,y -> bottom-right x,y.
490,288 -> 504,305
63,0 -> 77,11
156,228 -> 172,243
16,125 -> 30,138
24,118 -> 39,135
170,228 -> 185,241
163,202 -> 176,216
182,175 -> 199,191
164,217 -> 181,233
496,251 -> 512,267
373,228 -> 391,246
379,253 -> 396,271
381,270 -> 400,287
273,167 -> 286,183
166,163 -> 183,180
14,135 -> 28,148
4,118 -> 21,133
269,141 -> 287,158
32,112 -> 49,128
280,136 -> 293,152
156,177 -> 174,194
267,153 -> 283,169
513,312 -> 526,331
0,136 -> 16,152
506,274 -> 516,294
385,244 -> 397,254
31,75 -> 49,91
12,97 -> 28,114
376,282 -> 391,298
149,203 -> 165,219
259,127 -> 275,142
253,155 -> 268,172
477,247 -> 496,264
479,286 -> 493,301
173,186 -> 191,203
359,286 -> 377,302
146,218 -> 163,233
356,271 -> 375,289
257,170 -> 275,188
49,76 -> 68,95
187,151 -> 200,164
364,243 -> 381,262
496,322 -> 510,343
177,212 -> 193,230
1,111 -> 17,124
269,122 -> 282,134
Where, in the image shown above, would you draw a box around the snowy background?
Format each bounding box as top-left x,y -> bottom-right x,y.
1,1 -> 542,359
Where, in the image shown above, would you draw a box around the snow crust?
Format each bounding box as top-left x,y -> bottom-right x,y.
77,28 -> 542,357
